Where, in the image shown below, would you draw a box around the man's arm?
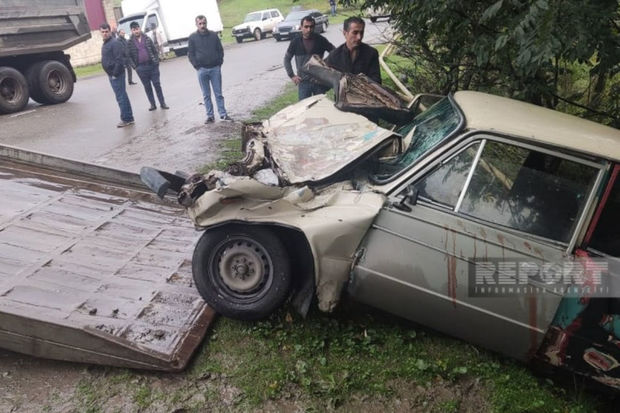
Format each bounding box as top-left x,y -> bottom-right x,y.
216,36 -> 224,65
111,41 -> 125,77
188,35 -> 197,68
283,41 -> 296,78
367,48 -> 382,84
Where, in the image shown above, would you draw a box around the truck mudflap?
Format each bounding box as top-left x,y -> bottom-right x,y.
0,146 -> 213,371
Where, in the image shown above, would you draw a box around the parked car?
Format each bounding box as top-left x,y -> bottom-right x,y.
232,8 -> 284,43
273,9 -> 328,41
366,6 -> 391,22
144,68 -> 620,390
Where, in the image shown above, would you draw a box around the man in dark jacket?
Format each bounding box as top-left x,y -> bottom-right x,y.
188,15 -> 231,124
117,29 -> 137,85
325,16 -> 381,84
127,21 -> 169,111
284,15 -> 334,100
100,23 -> 134,128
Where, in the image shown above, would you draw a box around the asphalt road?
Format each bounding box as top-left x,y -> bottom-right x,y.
0,21 -> 390,169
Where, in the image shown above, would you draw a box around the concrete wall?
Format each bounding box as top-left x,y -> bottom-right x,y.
66,0 -> 117,67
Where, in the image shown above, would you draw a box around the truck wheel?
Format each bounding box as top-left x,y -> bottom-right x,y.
254,28 -> 262,41
25,62 -> 45,103
192,225 -> 292,320
235,36 -> 243,43
0,67 -> 29,114
34,61 -> 73,105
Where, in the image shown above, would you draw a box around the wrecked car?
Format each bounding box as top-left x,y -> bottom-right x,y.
143,69 -> 620,388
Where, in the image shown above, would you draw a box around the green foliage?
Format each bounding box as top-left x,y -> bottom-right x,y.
343,0 -> 620,126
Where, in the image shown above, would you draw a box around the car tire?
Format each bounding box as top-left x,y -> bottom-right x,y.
274,35 -> 281,42
254,28 -> 262,41
0,66 -> 29,114
29,60 -> 73,105
235,36 -> 243,43
192,225 -> 292,320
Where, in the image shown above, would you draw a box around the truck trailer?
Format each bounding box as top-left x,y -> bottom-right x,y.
118,0 -> 223,56
0,0 -> 91,114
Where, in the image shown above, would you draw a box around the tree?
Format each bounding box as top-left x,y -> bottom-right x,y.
343,0 -> 620,126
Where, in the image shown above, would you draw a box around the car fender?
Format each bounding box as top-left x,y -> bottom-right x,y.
187,177 -> 386,312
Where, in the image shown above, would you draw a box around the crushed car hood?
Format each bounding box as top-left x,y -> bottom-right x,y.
256,95 -> 400,185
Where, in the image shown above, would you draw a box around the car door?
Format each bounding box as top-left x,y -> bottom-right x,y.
350,134 -> 605,360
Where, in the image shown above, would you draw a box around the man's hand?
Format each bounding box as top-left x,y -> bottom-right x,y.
291,75 -> 301,85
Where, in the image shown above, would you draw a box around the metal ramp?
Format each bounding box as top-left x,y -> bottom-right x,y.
0,147 -> 213,371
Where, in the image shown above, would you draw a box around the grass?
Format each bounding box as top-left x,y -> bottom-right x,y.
74,63 -> 103,79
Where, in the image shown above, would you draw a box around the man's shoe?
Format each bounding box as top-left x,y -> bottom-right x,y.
204,117 -> 215,124
220,115 -> 233,121
129,82 -> 137,85
160,104 -> 170,110
117,120 -> 135,128
148,105 -> 157,111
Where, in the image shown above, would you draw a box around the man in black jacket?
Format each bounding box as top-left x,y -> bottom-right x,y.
100,23 -> 134,128
127,21 -> 169,111
188,15 -> 231,124
284,15 -> 335,100
325,16 -> 381,84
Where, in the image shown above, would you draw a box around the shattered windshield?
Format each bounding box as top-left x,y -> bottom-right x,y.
371,97 -> 462,182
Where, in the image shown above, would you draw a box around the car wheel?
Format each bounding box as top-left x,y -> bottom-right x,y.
235,36 -> 243,43
192,225 -> 292,320
0,66 -> 29,114
274,35 -> 281,42
254,28 -> 262,41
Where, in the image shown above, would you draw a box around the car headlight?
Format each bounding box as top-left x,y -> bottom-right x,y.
294,24 -> 300,30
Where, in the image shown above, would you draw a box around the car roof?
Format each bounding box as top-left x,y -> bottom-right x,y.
454,91 -> 620,162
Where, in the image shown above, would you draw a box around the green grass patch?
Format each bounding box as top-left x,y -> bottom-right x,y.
249,82 -> 298,122
74,63 -> 104,79
188,302 -> 611,411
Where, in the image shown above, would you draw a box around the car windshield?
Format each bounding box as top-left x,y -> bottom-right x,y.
244,12 -> 261,22
371,97 -> 462,182
285,11 -> 310,21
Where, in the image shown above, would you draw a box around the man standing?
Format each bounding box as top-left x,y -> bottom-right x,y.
284,15 -> 334,100
325,16 -> 381,84
329,0 -> 337,16
116,29 -> 137,86
128,21 -> 169,111
188,15 -> 231,124
100,23 -> 134,128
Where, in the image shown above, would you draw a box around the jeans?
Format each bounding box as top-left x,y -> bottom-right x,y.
298,80 -> 327,100
197,66 -> 227,118
108,72 -> 133,122
136,63 -> 166,107
330,4 -> 336,15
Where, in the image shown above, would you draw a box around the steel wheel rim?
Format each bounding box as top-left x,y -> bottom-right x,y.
47,69 -> 67,95
0,77 -> 20,102
210,236 -> 273,301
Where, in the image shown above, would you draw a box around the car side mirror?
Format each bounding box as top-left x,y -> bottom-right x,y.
393,186 -> 419,212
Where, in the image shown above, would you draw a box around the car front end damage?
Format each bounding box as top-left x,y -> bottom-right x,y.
173,95 -> 403,315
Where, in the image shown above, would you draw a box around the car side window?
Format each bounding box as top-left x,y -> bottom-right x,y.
588,173 -> 620,257
416,143 -> 480,209
458,141 -> 598,243
271,11 -> 279,18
